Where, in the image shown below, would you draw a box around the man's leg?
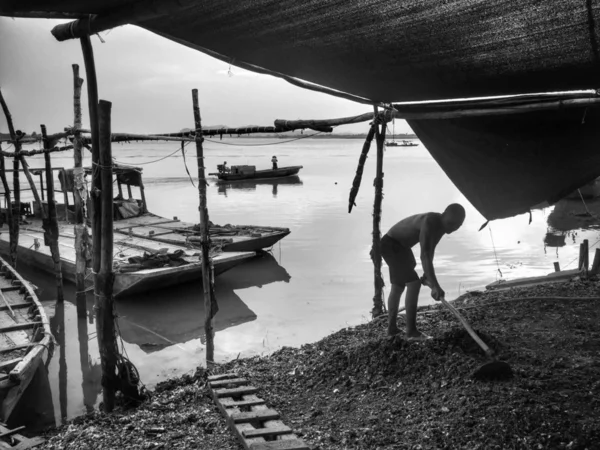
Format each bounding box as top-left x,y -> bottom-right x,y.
404,279 -> 422,337
387,283 -> 405,335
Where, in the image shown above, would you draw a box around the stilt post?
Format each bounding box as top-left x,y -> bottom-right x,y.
591,248 -> 600,275
370,106 -> 387,318
72,63 -> 90,317
41,125 -> 65,302
192,89 -> 216,364
0,89 -> 20,267
80,35 -> 101,277
95,100 -> 119,412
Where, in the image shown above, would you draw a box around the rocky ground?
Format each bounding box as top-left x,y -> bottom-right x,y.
38,278 -> 600,450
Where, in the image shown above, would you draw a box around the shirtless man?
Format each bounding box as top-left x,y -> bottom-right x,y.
381,203 -> 465,339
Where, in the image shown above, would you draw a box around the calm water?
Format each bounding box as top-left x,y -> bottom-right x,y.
8,138 -> 600,428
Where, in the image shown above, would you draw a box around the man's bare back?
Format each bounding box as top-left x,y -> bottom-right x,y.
386,213 -> 444,249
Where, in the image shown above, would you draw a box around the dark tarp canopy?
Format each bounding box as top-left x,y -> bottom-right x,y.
3,0 -> 600,220
3,0 -> 600,102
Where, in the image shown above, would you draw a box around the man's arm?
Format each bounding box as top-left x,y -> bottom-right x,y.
419,214 -> 444,299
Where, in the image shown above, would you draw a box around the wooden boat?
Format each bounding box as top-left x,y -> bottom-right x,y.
113,213 -> 291,253
209,165 -> 303,181
0,255 -> 52,423
0,163 -> 296,297
0,224 -> 255,298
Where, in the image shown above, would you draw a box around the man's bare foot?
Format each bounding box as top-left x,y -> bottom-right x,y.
406,331 -> 432,341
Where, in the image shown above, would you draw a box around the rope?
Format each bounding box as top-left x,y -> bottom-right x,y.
113,143 -> 188,166
488,225 -> 502,278
203,131 -> 326,146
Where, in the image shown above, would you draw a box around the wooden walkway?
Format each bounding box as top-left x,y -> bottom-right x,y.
208,373 -> 309,450
0,423 -> 43,449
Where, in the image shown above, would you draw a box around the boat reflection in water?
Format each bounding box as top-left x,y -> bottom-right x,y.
117,252 -> 291,353
216,176 -> 303,198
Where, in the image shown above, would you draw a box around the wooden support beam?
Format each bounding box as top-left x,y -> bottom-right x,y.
348,123 -> 376,213
370,107 -> 386,318
0,89 -> 20,268
41,124 -> 65,303
0,322 -> 40,334
591,248 -> 600,275
95,99 -> 119,413
72,63 -> 89,318
50,0 -> 198,41
192,88 -> 216,364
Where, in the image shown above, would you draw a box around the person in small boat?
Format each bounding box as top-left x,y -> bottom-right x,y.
271,155 -> 278,170
221,161 -> 229,173
380,203 -> 465,340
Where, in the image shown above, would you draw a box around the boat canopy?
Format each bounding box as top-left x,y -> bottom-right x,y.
3,1 -> 600,220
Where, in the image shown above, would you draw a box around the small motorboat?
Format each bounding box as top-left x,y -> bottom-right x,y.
209,164 -> 303,181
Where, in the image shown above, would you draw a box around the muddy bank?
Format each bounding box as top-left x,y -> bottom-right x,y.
38,279 -> 600,449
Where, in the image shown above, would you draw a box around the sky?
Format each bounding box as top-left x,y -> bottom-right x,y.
0,17 -> 414,137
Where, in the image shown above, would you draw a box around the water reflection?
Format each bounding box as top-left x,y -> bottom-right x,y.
548,198 -> 600,231
216,176 -> 303,197
49,301 -> 67,421
117,252 -> 291,353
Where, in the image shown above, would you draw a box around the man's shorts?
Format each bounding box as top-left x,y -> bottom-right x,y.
381,234 -> 419,286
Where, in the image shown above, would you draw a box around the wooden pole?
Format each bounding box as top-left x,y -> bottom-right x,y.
95,99 -> 118,412
0,145 -> 13,254
553,262 -> 561,272
0,89 -> 20,267
41,125 -> 65,303
371,106 -> 386,318
582,239 -> 589,274
348,124 -> 376,213
192,89 -> 216,364
591,248 -> 600,275
72,63 -> 90,318
80,35 -> 102,278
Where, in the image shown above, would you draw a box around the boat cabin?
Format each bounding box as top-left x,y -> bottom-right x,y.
0,163 -> 147,225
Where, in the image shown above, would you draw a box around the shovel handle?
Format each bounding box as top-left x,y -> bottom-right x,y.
440,297 -> 494,358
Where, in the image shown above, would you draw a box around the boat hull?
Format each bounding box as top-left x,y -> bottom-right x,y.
0,235 -> 254,298
0,256 -> 52,422
216,166 -> 302,181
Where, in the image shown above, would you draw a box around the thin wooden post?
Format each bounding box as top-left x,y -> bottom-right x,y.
370,106 -> 386,318
348,124 -> 377,213
41,125 -> 64,303
591,248 -> 600,275
553,262 -> 561,272
95,99 -> 118,412
72,64 -> 90,318
80,35 -> 101,278
38,173 -> 45,201
0,145 -> 13,251
139,179 -> 148,214
0,89 -> 20,267
582,239 -> 589,274
192,89 -> 216,364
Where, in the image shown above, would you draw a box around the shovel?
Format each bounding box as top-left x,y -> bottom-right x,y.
439,297 -> 513,380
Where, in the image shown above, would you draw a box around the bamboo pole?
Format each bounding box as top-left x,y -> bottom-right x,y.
80,35 -> 102,279
0,89 -> 21,267
370,107 -> 386,318
95,99 -> 118,412
0,144 -> 13,247
192,89 -> 216,364
41,125 -> 65,303
72,64 -> 90,318
0,145 -> 74,158
591,248 -> 600,275
348,124 -> 376,213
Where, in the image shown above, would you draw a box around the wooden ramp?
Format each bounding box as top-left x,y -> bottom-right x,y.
0,423 -> 43,449
208,373 -> 310,450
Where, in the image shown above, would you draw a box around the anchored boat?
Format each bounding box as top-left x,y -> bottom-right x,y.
0,255 -> 52,422
209,164 -> 302,181
0,164 -> 261,297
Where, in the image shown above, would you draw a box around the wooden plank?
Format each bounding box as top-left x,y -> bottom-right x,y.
0,322 -> 40,334
0,425 -> 25,438
209,378 -> 248,388
0,343 -> 33,355
0,290 -> 15,319
0,302 -> 32,312
243,425 -> 293,439
219,397 -> 266,408
215,386 -> 258,398
0,358 -> 22,372
248,441 -> 310,450
0,287 -> 20,293
228,409 -> 280,424
114,219 -> 179,232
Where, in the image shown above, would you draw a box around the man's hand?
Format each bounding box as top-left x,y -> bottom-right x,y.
431,286 -> 445,301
